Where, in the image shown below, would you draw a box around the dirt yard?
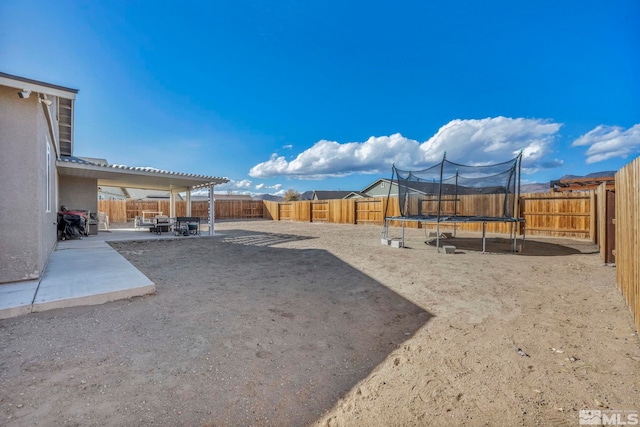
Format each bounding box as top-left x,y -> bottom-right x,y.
1,220 -> 638,426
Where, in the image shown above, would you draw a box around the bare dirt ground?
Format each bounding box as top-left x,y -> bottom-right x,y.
1,219 -> 639,426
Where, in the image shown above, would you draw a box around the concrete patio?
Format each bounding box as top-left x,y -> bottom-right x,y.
0,224 -> 212,320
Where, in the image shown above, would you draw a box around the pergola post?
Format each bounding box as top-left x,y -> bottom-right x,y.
186,189 -> 192,216
208,184 -> 215,236
169,191 -> 176,218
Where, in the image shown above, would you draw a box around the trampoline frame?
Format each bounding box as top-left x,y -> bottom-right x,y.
381,215 -> 526,253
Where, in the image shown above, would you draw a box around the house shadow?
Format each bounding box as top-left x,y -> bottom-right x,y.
424,236 -> 588,256
108,230 -> 432,426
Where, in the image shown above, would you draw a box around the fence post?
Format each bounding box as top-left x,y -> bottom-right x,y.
590,190 -> 597,244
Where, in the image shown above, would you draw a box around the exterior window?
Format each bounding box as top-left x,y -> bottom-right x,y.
46,141 -> 51,212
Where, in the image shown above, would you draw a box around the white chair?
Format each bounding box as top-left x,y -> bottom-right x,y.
97,211 -> 110,231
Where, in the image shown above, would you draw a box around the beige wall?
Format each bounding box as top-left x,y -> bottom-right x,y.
0,85 -> 59,283
59,175 -> 98,214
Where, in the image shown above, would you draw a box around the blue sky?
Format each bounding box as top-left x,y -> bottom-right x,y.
2,1 -> 639,196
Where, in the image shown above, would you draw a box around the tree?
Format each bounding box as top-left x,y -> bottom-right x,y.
283,189 -> 301,201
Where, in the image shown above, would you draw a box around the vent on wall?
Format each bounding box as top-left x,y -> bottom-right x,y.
58,98 -> 73,156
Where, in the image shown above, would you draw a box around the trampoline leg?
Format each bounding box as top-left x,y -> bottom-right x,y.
402,221 -> 405,246
482,222 -> 486,253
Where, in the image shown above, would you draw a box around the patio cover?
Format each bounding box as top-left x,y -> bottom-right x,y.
57,156 -> 229,233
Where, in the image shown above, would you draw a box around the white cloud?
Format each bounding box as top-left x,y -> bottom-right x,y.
572,124 -> 640,164
283,144 -> 293,149
216,178 -> 253,192
249,117 -> 563,179
420,117 -> 562,168
250,133 -> 422,179
255,183 -> 282,191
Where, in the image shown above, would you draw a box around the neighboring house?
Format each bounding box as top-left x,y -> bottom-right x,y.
98,185 -> 187,201
0,72 -> 228,284
360,179 -> 398,198
98,186 -> 127,200
343,191 -> 368,199
311,191 -> 358,200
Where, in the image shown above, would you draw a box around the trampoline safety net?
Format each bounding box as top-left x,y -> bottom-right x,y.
386,153 -> 522,220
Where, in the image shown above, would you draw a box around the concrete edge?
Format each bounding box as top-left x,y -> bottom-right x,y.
0,304 -> 32,320
31,283 -> 157,313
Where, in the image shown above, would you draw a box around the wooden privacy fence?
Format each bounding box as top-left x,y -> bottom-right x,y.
102,194 -> 597,238
265,193 -> 596,237
264,199 -> 379,225
615,157 -> 640,333
98,200 -> 264,222
519,192 -> 594,239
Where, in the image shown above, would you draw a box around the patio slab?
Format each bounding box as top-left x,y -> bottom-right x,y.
31,244 -> 156,313
0,228 -> 184,319
0,225 -> 224,319
0,280 -> 38,319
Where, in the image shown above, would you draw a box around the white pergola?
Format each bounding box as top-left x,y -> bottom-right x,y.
57,157 -> 228,235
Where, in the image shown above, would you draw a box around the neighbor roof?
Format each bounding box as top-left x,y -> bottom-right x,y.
312,190 -> 357,200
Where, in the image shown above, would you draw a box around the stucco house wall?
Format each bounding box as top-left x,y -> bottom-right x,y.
0,85 -> 58,282
1,72 -> 227,286
59,175 -> 98,214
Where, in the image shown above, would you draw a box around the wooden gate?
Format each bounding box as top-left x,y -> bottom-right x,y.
355,199 -> 383,225
311,201 -> 329,222
278,203 -> 292,220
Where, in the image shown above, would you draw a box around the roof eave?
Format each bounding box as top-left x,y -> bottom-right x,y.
0,72 -> 78,99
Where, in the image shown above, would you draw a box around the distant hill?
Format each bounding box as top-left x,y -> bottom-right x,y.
557,171 -> 616,180
252,194 -> 284,201
520,183 -> 548,193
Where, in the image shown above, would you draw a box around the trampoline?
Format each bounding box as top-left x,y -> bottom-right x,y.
380,152 -> 526,253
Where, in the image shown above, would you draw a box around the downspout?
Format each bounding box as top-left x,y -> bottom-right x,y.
39,94 -> 60,159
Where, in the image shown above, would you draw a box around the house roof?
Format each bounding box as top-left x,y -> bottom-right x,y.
550,176 -> 615,192
0,72 -> 78,99
343,191 -> 368,198
57,156 -> 228,191
312,190 -> 357,200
